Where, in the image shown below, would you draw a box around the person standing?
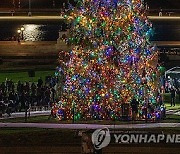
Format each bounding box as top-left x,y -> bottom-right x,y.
130,98 -> 139,121
159,8 -> 163,16
177,87 -> 180,102
51,87 -> 56,102
37,77 -> 43,88
170,87 -> 176,107
0,101 -> 3,117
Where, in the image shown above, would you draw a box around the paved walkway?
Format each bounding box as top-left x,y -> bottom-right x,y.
166,109 -> 180,115
0,122 -> 180,129
0,110 -> 50,120
0,108 -> 179,120
0,109 -> 180,130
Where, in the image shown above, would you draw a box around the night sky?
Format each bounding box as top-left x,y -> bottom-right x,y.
146,0 -> 180,9
0,0 -> 180,9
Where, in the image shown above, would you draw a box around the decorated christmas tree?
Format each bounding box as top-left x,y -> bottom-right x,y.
55,0 -> 162,121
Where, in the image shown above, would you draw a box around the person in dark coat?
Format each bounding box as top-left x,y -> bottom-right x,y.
177,88 -> 180,102
130,98 -> 139,121
0,101 -> 3,117
37,77 -> 43,88
170,87 -> 176,107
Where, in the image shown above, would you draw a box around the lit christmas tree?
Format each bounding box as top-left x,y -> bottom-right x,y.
55,0 -> 162,121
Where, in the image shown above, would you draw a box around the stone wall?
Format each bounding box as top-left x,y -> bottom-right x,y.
0,41 -> 69,56
0,41 -> 70,71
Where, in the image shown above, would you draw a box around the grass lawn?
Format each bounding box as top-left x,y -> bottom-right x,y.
0,115 -> 58,123
0,128 -> 81,147
0,127 -> 180,147
163,114 -> 180,123
163,93 -> 180,110
0,70 -> 55,83
165,103 -> 180,110
163,93 -> 180,104
0,128 -> 180,154
0,116 -> 180,147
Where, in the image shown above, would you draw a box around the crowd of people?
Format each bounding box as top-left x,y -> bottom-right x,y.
0,77 -> 59,117
164,77 -> 180,93
164,77 -> 180,106
1,75 -> 179,119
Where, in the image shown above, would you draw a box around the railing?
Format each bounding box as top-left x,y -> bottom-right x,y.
0,11 -> 15,16
29,105 -> 51,112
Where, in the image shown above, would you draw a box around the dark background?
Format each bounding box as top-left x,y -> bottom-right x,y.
146,0 -> 180,9
0,0 -> 179,9
0,0 -> 69,8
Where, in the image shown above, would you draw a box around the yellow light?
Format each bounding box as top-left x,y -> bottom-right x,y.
17,29 -> 21,34
21,27 -> 25,31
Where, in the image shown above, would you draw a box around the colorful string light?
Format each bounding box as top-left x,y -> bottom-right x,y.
55,0 -> 163,121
